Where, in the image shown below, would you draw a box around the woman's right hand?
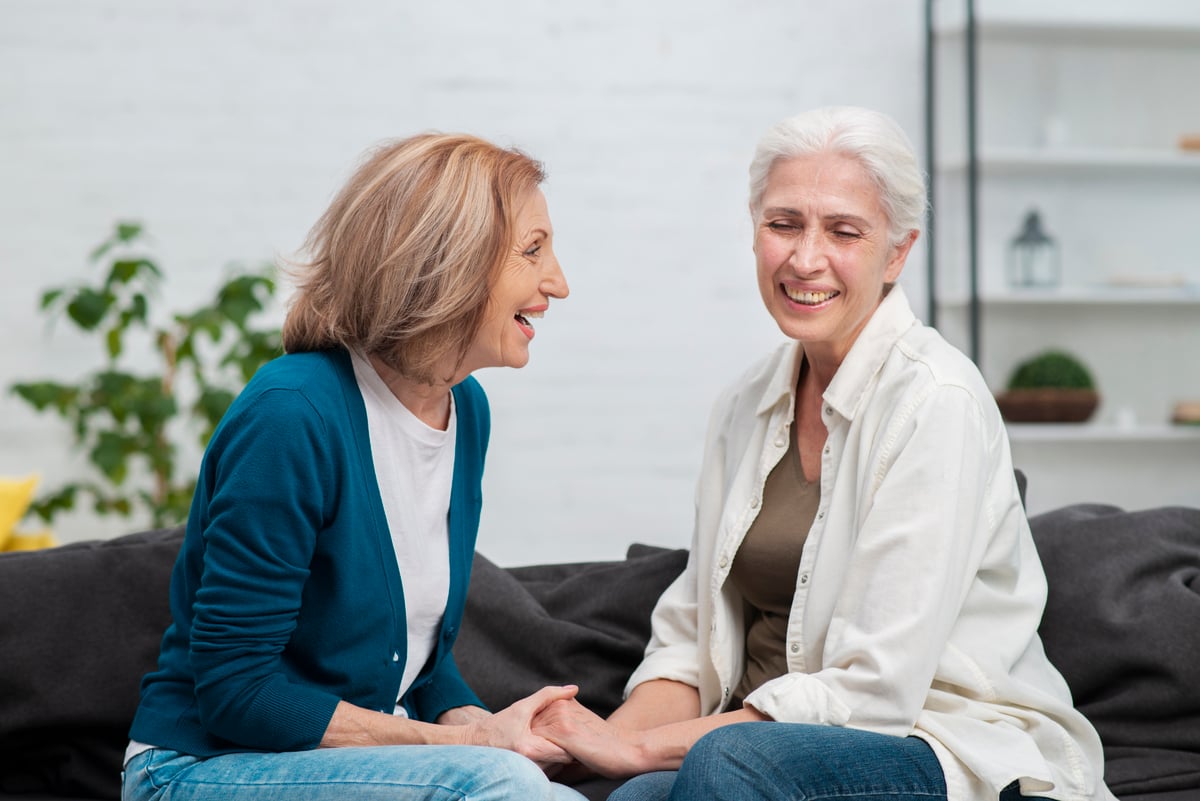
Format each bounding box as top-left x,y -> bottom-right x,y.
532,697 -> 650,778
459,685 -> 580,771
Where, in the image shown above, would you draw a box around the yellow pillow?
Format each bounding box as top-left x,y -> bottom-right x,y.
0,474 -> 40,540
4,529 -> 57,551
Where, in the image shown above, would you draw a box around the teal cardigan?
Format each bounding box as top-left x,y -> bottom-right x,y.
129,348 -> 489,755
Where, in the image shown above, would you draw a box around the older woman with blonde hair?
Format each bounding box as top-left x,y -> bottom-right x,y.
534,107 -> 1115,801
122,133 -> 583,801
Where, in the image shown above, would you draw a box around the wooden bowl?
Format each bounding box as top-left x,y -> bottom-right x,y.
996,388 -> 1099,424
1173,401 -> 1200,425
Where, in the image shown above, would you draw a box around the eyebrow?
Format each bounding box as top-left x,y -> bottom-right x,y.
761,207 -> 872,228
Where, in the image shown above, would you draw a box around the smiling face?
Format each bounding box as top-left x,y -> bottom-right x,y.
460,187 -> 568,374
754,152 -> 916,369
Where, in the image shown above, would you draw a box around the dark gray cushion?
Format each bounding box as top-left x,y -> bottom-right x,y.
1032,504 -> 1200,801
455,543 -> 686,801
0,526 -> 184,799
456,543 -> 688,718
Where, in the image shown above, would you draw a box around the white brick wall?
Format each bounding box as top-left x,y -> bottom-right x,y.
0,0 -> 927,563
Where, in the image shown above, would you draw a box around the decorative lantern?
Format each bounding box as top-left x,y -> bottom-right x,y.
1007,209 -> 1060,288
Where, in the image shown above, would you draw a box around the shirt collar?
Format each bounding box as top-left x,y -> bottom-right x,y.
824,284 -> 917,420
753,285 -> 919,420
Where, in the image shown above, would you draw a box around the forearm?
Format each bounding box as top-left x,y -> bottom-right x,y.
320,700 -> 467,748
325,686 -> 579,772
608,679 -> 703,730
626,707 -> 766,773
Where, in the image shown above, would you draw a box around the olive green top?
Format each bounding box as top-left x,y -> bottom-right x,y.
728,429 -> 818,708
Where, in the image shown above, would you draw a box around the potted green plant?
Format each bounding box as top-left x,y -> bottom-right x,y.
996,349 -> 1099,423
9,222 -> 282,529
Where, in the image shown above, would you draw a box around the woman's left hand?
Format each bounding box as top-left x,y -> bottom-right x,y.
436,705 -> 492,725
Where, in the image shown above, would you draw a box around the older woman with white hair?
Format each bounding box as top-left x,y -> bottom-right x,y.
535,107 -> 1115,801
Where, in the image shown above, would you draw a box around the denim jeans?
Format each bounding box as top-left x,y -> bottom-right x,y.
611,722 -> 946,801
609,722 -> 1051,801
122,745 -> 587,801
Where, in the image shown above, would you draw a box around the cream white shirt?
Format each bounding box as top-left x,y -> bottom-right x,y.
626,287 -> 1115,801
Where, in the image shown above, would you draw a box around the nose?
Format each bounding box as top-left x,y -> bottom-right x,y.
542,251 -> 569,299
790,231 -> 827,277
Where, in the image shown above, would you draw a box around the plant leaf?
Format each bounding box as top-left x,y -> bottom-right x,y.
66,288 -> 114,330
40,288 -> 65,309
116,222 -> 143,242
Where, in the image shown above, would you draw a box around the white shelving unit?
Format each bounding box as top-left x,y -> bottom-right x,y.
1007,424 -> 1200,444
926,0 -> 1200,512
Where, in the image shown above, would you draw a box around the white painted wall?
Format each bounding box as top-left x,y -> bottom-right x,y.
1,0 -> 928,564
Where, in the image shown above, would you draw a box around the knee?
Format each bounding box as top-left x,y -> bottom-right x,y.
463,748 -> 558,799
674,723 -> 773,796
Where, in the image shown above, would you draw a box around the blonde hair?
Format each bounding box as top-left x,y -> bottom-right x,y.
283,133 -> 546,382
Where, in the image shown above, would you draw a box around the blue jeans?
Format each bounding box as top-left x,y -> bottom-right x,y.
122,746 -> 587,801
611,722 -> 944,801
609,723 -> 1048,801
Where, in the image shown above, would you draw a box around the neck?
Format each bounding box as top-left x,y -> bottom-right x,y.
368,354 -> 454,430
800,348 -> 840,395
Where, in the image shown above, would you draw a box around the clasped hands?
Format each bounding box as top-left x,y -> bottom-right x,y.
444,685 -> 643,777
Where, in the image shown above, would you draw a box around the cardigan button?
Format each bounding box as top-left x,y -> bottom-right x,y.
392,652 -> 400,663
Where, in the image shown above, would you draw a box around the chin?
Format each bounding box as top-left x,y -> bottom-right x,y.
503,349 -> 531,370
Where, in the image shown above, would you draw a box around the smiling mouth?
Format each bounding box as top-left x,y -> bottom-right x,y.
784,287 -> 839,305
514,308 -> 544,334
511,309 -> 544,328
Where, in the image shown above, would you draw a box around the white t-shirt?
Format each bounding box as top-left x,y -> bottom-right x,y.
349,349 -> 454,717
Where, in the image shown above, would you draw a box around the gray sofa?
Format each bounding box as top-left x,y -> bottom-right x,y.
1,502 -> 1197,800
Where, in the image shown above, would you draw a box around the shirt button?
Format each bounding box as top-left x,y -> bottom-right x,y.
799,572 -> 810,585
823,445 -> 831,455
817,511 -> 824,520
392,652 -> 400,662
723,686 -> 730,697
774,435 -> 787,448
825,405 -> 833,416
790,642 -> 800,654
719,555 -> 729,568
750,496 -> 760,508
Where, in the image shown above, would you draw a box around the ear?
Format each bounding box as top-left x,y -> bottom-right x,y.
884,229 -> 918,284
750,203 -> 761,255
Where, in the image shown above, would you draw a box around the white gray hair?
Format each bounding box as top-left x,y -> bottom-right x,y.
748,106 -> 927,248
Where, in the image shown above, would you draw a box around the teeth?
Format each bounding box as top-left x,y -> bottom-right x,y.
522,309 -> 545,319
785,288 -> 837,305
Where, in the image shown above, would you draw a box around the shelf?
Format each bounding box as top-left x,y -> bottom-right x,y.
933,2 -> 1200,45
937,148 -> 1200,176
1007,423 -> 1200,443
938,286 -> 1200,308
